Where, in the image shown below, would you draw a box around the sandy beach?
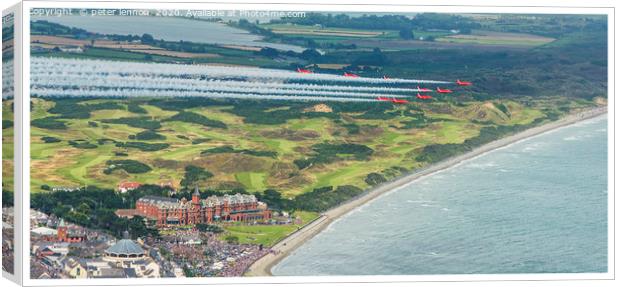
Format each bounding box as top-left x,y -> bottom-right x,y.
244,106 -> 608,276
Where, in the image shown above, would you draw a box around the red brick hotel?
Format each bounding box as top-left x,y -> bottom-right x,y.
133,188 -> 271,226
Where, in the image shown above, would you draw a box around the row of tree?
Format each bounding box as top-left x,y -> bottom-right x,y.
271,13 -> 480,34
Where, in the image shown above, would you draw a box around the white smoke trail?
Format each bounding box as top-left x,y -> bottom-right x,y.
31,79 -> 413,98
30,57 -> 447,102
2,59 -> 14,99
31,57 -> 450,84
30,87 -> 377,102
31,73 -> 425,93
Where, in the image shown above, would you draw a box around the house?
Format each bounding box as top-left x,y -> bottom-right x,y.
118,182 -> 142,193
31,226 -> 58,241
62,257 -> 87,279
177,235 -> 202,245
51,186 -> 81,192
36,272 -> 52,279
115,209 -> 140,219
40,254 -> 65,269
158,180 -> 176,193
37,242 -> 70,257
58,45 -> 84,53
57,219 -> 87,243
91,267 -> 128,278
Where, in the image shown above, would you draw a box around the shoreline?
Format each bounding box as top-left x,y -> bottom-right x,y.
244,106 -> 608,277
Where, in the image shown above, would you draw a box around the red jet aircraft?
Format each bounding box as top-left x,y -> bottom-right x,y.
456,79 -> 472,86
344,72 -> 359,78
417,93 -> 433,100
436,87 -> 453,93
391,98 -> 409,104
297,68 -> 313,74
377,96 -> 391,101
417,86 -> 432,92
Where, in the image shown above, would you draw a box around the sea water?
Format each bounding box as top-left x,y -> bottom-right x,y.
273,115 -> 608,275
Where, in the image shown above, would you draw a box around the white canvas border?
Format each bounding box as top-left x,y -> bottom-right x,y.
9,0 -> 616,286
2,2 -> 23,285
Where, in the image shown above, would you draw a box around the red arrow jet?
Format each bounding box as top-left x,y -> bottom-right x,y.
391,98 -> 409,104
456,79 -> 472,86
297,68 -> 313,74
344,72 -> 359,78
377,96 -> 391,101
417,93 -> 433,100
436,87 -> 453,93
417,86 -> 432,92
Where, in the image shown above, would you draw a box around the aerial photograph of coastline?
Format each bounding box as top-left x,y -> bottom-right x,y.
23,8 -> 607,279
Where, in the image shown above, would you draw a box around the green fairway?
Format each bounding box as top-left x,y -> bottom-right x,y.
235,172 -> 268,191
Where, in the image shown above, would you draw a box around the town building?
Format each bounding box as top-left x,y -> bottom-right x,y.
118,182 -> 142,193
103,232 -> 146,262
31,226 -> 58,241
130,188 -> 271,226
58,45 -> 84,53
57,219 -> 87,243
62,257 -> 88,279
101,232 -> 160,278
50,186 -> 82,192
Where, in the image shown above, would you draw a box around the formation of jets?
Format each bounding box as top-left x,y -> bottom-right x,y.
296,67 -> 473,104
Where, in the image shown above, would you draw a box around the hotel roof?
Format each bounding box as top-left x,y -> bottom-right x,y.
31,226 -> 58,236
139,193 -> 259,209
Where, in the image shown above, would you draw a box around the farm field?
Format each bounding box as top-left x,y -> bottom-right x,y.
30,32 -> 290,68
260,23 -> 397,38
258,22 -> 553,51
436,30 -> 555,46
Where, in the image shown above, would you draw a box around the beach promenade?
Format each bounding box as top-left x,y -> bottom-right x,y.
245,106 -> 608,276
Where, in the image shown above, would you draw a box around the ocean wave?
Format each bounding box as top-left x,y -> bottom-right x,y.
465,162 -> 498,169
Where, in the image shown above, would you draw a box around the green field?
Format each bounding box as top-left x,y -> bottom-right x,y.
436,30 -> 555,47
262,23 -> 397,37
220,211 -> 319,246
